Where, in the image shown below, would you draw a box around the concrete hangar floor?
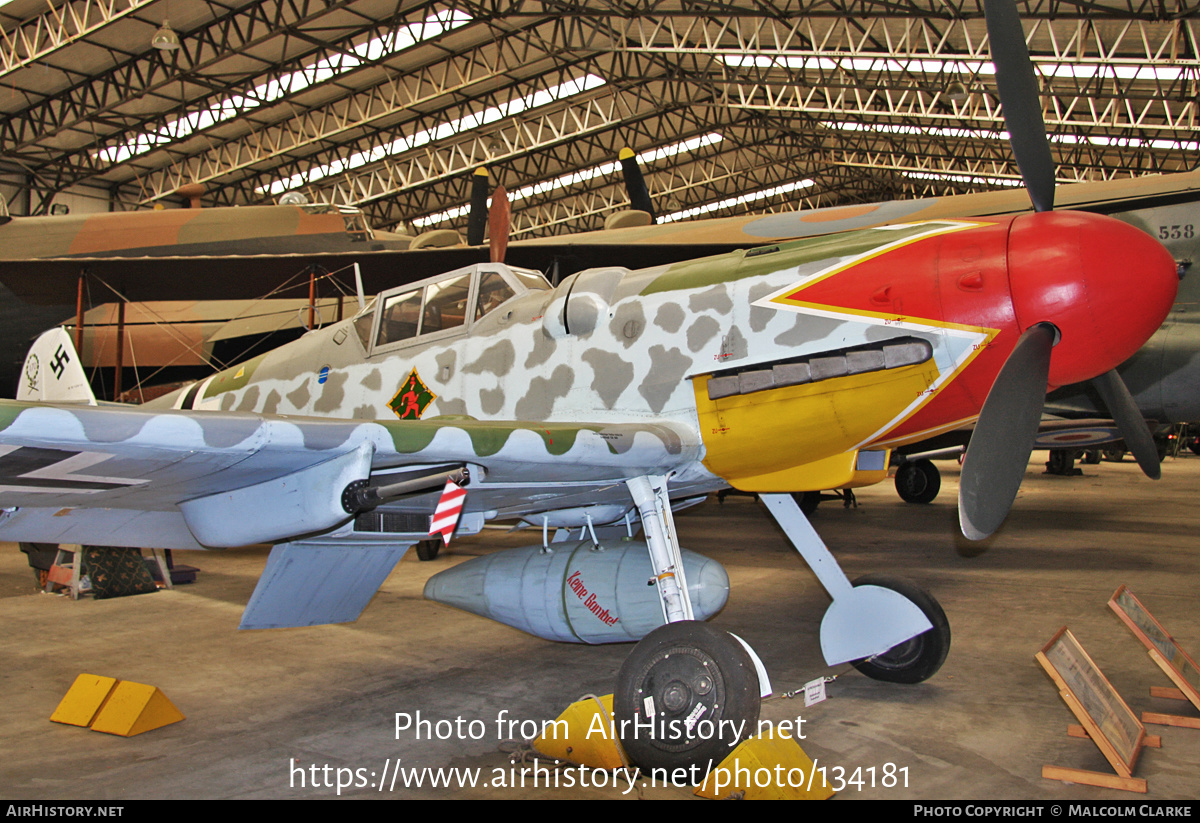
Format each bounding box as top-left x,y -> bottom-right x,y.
0,454 -> 1196,801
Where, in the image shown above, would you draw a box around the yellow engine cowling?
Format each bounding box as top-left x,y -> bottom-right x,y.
693,361 -> 935,492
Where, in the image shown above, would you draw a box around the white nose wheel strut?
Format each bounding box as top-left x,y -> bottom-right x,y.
613,475 -> 766,771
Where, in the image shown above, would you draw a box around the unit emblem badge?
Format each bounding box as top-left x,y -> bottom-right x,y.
388,369 -> 437,420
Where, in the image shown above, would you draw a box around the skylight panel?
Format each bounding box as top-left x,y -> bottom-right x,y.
96,9 -> 472,165
265,74 -> 608,197
411,133 -> 725,229
658,179 -> 815,223
827,120 -> 1198,154
903,171 -> 1025,188
721,54 -> 1190,83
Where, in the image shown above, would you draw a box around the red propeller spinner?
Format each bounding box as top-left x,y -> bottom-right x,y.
1005,210 -> 1178,389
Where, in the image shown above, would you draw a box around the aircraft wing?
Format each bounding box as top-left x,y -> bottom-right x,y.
897,416 -> 1132,462
3,169 -> 1197,305
0,399 -> 702,552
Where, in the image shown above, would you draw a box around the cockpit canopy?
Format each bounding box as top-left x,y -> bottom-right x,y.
354,263 -> 549,355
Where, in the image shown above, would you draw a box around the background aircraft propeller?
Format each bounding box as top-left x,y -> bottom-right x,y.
465,167 -> 510,262
958,0 -> 1164,539
467,168 -> 490,246
489,185 -> 511,264
619,147 -> 657,222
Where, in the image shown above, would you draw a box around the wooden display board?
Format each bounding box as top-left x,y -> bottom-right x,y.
1035,627 -> 1159,793
1108,585 -> 1200,729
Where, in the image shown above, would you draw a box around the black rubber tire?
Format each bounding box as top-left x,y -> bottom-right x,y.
614,621 -> 760,772
849,574 -> 950,685
1046,449 -> 1076,475
795,491 -> 821,516
1081,450 -> 1102,464
894,459 -> 940,504
1103,447 -> 1126,463
415,539 -> 441,561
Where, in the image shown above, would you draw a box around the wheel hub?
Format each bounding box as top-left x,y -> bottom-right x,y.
631,645 -> 726,752
870,633 -> 925,670
661,680 -> 690,712
899,467 -> 927,496
614,621 -> 761,771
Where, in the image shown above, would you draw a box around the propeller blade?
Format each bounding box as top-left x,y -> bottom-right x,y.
1091,369 -> 1161,480
619,147 -> 656,222
488,185 -> 510,264
983,0 -> 1056,212
466,168 -> 489,246
959,322 -> 1057,540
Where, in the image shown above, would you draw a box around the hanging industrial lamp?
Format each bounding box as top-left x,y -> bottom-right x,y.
152,20 -> 180,51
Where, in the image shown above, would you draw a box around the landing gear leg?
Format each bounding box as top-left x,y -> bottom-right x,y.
759,493 -> 949,682
612,476 -> 763,770
1045,449 -> 1081,476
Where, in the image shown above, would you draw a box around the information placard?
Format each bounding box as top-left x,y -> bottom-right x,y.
1036,627 -> 1152,793
1109,585 -> 1200,729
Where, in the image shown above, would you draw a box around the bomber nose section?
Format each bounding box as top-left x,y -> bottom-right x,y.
1006,211 -> 1178,388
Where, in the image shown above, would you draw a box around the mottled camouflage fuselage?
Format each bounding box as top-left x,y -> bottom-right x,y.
167,222 -> 988,499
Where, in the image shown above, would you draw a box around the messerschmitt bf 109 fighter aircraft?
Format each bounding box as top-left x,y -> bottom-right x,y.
0,0 -> 1182,771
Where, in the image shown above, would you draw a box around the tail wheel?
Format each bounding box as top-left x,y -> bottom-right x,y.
614,621 -> 760,771
850,574 -> 950,684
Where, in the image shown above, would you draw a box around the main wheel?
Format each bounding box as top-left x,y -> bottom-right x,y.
614,621 -> 760,772
894,459 -> 940,504
795,491 -> 821,516
850,574 -> 950,684
415,539 -> 441,561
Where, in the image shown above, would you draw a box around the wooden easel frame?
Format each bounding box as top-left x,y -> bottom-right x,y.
1035,627 -> 1158,793
45,544 -> 86,599
1108,585 -> 1200,730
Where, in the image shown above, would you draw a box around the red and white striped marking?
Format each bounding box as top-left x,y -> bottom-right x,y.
429,479 -> 466,545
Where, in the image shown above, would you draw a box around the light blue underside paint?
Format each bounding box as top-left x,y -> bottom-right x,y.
239,541 -> 409,629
